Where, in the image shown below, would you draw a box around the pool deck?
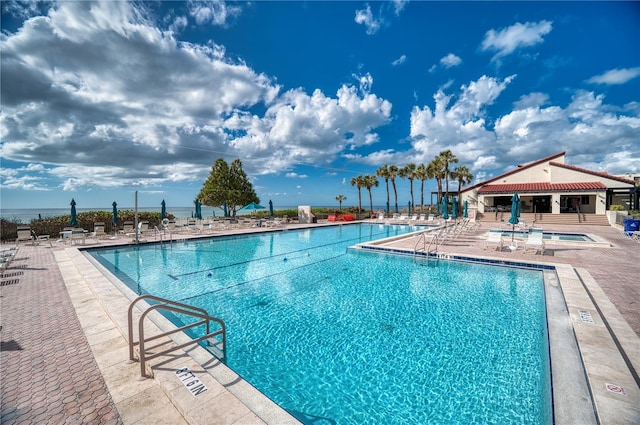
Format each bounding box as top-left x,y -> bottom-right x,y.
1,220 -> 638,424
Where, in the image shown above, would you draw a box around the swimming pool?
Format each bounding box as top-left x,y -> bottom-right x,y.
90,224 -> 552,424
491,229 -> 596,242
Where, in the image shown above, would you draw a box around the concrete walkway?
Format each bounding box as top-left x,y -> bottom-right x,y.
1,221 -> 639,424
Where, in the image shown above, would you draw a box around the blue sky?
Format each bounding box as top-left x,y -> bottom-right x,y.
1,1 -> 639,210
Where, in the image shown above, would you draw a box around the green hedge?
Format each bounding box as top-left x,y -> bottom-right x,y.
1,210 -> 172,243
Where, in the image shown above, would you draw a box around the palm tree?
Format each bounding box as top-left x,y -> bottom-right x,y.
414,164 -> 429,212
362,174 -> 379,214
399,163 -> 417,211
335,194 -> 347,211
388,165 -> 399,213
451,165 -> 474,205
429,156 -> 445,209
376,165 -> 391,214
350,176 -> 364,212
437,150 -> 459,198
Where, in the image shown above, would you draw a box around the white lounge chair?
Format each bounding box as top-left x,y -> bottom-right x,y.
70,228 -> 87,245
524,231 -> 545,254
16,226 -> 33,244
31,229 -> 51,246
484,232 -> 504,251
120,221 -> 135,236
90,222 -> 107,240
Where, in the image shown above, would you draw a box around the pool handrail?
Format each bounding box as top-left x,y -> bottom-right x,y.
128,294 -> 226,378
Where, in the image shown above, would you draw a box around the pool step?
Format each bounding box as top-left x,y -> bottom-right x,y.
557,265 -> 640,423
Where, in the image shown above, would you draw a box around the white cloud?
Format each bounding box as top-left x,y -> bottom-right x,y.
355,4 -> 381,35
513,92 -> 549,110
481,20 -> 552,61
440,53 -> 462,68
392,55 -> 407,66
393,0 -> 408,15
1,1 -> 393,192
187,0 -> 242,26
168,16 -> 188,33
356,74 -> 640,177
286,172 -> 308,179
1,0 -> 54,20
586,67 -> 640,85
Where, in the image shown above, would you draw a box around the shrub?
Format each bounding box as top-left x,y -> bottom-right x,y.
609,205 -> 626,211
1,211 -> 175,243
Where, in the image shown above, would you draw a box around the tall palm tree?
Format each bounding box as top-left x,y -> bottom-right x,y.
350,176 -> 364,212
414,164 -> 429,212
429,156 -> 445,208
362,174 -> 379,214
388,165 -> 399,213
376,165 -> 391,214
451,165 -> 474,203
437,150 -> 459,198
335,194 -> 347,211
399,163 -> 417,211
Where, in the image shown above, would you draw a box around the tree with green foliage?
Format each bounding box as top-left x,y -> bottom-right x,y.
376,165 -> 391,213
350,175 -> 365,212
451,165 -> 474,209
335,194 -> 347,210
429,156 -> 445,206
399,163 -> 417,211
414,163 -> 429,212
437,150 -> 459,198
388,165 -> 399,213
198,158 -> 259,216
362,174 -> 379,214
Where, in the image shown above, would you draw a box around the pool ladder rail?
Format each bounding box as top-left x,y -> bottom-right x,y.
414,231 -> 441,265
128,295 -> 226,378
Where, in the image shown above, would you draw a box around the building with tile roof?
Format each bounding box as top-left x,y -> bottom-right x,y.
458,151 -> 638,219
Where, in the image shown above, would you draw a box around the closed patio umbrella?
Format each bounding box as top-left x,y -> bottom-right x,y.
70,198 -> 78,226
194,199 -> 202,219
112,201 -> 118,229
269,200 -> 274,217
441,195 -> 449,220
452,197 -> 458,220
223,201 -> 228,217
508,192 -> 521,249
463,200 -> 468,218
161,200 -> 167,220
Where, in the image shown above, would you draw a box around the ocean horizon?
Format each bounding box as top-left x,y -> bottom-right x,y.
1,205 -> 394,223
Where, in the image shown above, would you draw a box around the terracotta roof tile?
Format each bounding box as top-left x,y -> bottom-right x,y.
477,182 -> 607,194
550,162 -> 636,185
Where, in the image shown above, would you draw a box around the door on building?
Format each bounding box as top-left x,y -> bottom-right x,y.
532,196 -> 551,213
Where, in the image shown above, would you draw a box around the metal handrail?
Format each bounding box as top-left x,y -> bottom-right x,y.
426,234 -> 439,255
128,294 -> 226,378
413,230 -> 440,265
414,232 -> 426,253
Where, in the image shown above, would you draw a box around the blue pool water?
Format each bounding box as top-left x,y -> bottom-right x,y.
90,224 -> 552,424
492,229 -> 595,242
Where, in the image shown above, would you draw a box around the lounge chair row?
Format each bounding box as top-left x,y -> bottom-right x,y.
377,213 -> 443,224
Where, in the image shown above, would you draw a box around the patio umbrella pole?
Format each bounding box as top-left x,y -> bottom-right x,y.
134,191 -> 139,245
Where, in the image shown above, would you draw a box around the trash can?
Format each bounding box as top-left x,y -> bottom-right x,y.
623,218 -> 640,235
